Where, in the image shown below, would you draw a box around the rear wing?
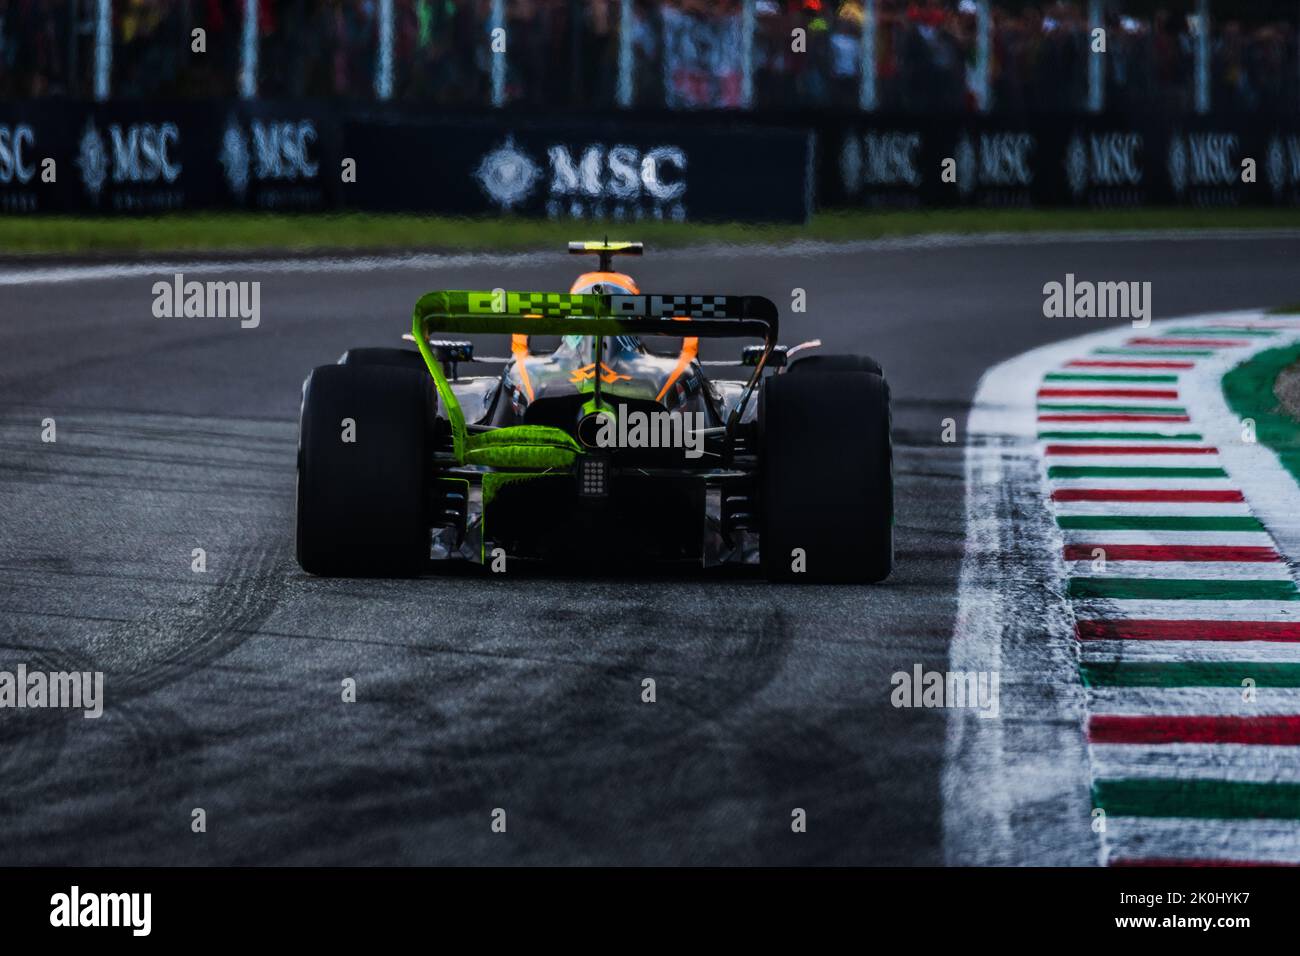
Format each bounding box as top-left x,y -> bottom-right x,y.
411,290 -> 782,446
412,290 -> 778,344
567,240 -> 642,255
568,240 -> 643,271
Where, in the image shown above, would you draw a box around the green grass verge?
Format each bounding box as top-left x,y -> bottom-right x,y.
1222,342 -> 1300,485
1269,303 -> 1300,315
4,206 -> 1300,256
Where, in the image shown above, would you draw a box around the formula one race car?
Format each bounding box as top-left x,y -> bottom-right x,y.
296,241 -> 892,582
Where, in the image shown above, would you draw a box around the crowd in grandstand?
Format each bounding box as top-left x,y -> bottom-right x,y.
1,0 -> 1297,114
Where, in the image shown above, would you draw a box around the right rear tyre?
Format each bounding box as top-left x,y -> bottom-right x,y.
760,360 -> 893,583
339,347 -> 428,372
788,353 -> 884,377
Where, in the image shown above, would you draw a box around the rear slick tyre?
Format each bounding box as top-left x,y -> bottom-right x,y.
760,363 -> 893,583
296,363 -> 434,576
788,353 -> 884,377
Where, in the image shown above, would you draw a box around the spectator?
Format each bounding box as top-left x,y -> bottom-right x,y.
0,0 -> 1296,115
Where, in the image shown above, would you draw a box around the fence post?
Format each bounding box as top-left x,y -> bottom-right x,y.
491,0 -> 506,107
1195,0 -> 1210,114
67,0 -> 79,95
974,0 -> 991,113
741,0 -> 755,109
93,0 -> 111,101
1087,0 -> 1103,113
240,0 -> 259,99
375,0 -> 393,100
617,0 -> 633,107
859,0 -> 877,111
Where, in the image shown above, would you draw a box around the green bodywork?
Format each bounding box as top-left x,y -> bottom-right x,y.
410,289 -> 778,470
464,426 -> 581,469
411,293 -> 584,469
408,288 -> 779,564
412,290 -> 777,338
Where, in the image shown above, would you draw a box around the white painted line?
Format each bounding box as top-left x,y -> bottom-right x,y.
1082,641 -> 1300,663
6,228 -> 1300,286
1052,501 -> 1248,517
1086,685 -> 1300,716
1048,480 -> 1237,493
1102,817 -> 1300,865
1059,530 -> 1273,547
944,328 -> 1105,866
1092,743 -> 1300,783
1183,348 -> 1300,571
1046,457 -> 1225,472
1064,560 -> 1293,580
1072,600 -> 1300,621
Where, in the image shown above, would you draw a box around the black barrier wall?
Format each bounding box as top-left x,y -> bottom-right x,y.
0,102 -> 814,223
342,116 -> 814,223
0,101 -> 340,216
2,102 -> 1298,219
822,115 -> 1300,210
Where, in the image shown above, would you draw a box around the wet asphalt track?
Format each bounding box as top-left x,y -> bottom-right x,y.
1,233 -> 1298,865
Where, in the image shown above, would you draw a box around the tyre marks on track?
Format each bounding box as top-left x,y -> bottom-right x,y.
0,412 -> 292,731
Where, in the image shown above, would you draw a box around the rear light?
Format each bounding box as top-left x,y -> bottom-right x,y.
578,457 -> 609,497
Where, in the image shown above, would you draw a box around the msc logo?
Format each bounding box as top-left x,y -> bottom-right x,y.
475,138 -> 687,218
473,136 -> 541,210
840,131 -> 923,193
0,124 -> 37,184
1267,135 -> 1300,200
548,143 -> 686,201
219,117 -> 319,199
1066,132 -> 1143,197
1167,132 -> 1240,195
76,120 -> 181,200
955,132 -> 1034,197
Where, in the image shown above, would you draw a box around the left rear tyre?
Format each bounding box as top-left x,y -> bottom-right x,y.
296,363 -> 434,576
